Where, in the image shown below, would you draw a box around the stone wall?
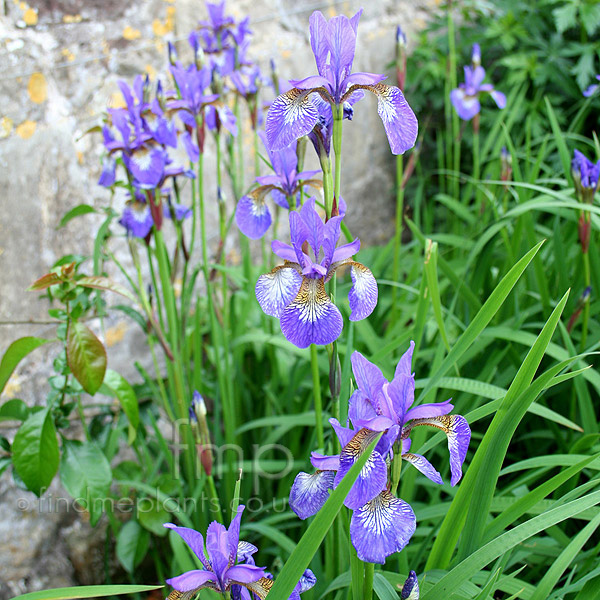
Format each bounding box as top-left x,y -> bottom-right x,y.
0,0 -> 433,594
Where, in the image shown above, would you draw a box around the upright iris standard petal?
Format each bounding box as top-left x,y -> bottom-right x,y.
289,470 -> 335,519
348,262 -> 378,320
266,88 -> 320,150
255,265 -> 303,318
349,490 -> 416,564
164,523 -> 211,569
280,277 -> 343,348
235,193 -> 272,239
206,520 -> 230,577
334,428 -> 388,510
350,352 -> 387,402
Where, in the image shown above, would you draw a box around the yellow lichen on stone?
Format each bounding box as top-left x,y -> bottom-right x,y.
61,48 -> 76,61
15,120 -> 36,139
123,25 -> 142,40
145,64 -> 157,79
63,14 -> 83,23
0,116 -> 14,138
3,374 -> 22,398
23,7 -> 38,25
152,19 -> 168,37
109,91 -> 127,108
28,72 -> 47,103
105,322 -> 128,347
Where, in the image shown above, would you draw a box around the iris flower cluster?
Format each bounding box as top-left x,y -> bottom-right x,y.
164,506 -> 315,600
572,149 -> 600,204
289,343 -> 471,563
450,44 -> 506,121
235,134 -> 323,239
255,198 -> 377,348
265,9 -> 418,155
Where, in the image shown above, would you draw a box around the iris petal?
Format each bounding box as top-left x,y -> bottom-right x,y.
266,88 -> 320,151
224,564 -> 266,586
280,277 -> 343,348
401,571 -> 420,600
490,89 -> 507,109
165,570 -> 217,592
394,341 -> 415,379
402,452 -> 443,485
334,428 -> 387,510
450,88 -> 480,121
206,521 -> 230,577
235,194 -> 272,239
163,524 -> 210,569
406,415 -> 471,486
255,265 -> 303,318
289,470 -> 335,519
349,490 -> 416,564
348,261 -> 378,321
240,577 -> 273,600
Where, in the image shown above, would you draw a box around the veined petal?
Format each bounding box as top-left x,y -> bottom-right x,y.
240,577 -> 273,600
225,564 -> 266,586
266,88 -> 320,150
227,505 -> 244,566
348,388 -> 379,428
166,569 -> 217,592
206,521 -> 229,577
351,352 -> 387,401
387,374 -> 414,423
406,415 -> 471,486
164,524 -> 210,569
332,238 -> 360,263
404,399 -> 453,422
289,75 -> 331,90
329,417 -> 356,448
309,11 -> 330,77
235,193 -> 272,239
280,277 -> 343,348
310,451 -> 340,471
401,571 -> 420,600
326,15 -> 357,85
394,341 -> 415,379
348,261 -> 378,321
350,490 -> 416,564
271,240 -> 298,262
343,72 -> 386,87
237,540 -> 258,564
289,470 -> 335,519
255,265 -> 303,318
334,428 -> 388,510
402,452 -> 443,485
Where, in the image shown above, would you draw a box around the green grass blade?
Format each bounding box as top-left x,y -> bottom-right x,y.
418,241 -> 543,404
545,96 -> 572,185
457,290 -> 570,558
9,586 -> 163,600
266,433 -> 382,600
531,510 -> 600,599
422,490 -> 600,599
424,240 -> 451,353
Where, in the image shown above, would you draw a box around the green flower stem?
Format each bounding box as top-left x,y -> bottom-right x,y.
350,544 -> 364,600
310,343 -> 325,450
363,562 -> 374,600
390,447 -> 402,496
332,104 -> 343,211
473,125 -> 481,210
581,247 -> 591,351
391,153 -> 404,325
206,471 -> 224,523
154,228 -> 196,489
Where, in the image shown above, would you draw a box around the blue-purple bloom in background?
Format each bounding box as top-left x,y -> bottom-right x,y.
450,44 -> 506,121
288,342 -> 471,563
164,508 -> 316,600
235,133 -> 322,238
583,75 -> 600,97
255,198 -> 376,348
572,149 -> 600,208
265,9 -> 417,155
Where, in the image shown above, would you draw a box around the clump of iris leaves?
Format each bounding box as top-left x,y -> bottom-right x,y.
1,0 -> 600,599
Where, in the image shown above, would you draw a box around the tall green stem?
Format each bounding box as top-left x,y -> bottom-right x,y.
391,154 -> 404,325
581,248 -> 591,351
363,562 -> 374,600
310,343 -> 325,450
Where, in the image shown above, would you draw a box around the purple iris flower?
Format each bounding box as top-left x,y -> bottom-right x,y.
164,509 -> 316,600
169,63 -> 219,127
255,197 -> 377,348
583,75 -> 600,97
265,10 -> 418,155
235,133 -> 321,239
572,149 -> 600,203
450,44 -> 506,121
98,155 -> 116,187
288,342 -> 471,564
164,507 -> 269,598
401,571 -> 419,599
